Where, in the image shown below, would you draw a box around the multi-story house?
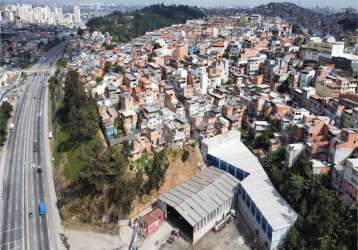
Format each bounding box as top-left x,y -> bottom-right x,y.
139,105 -> 163,130
329,129 -> 358,164
163,119 -> 190,146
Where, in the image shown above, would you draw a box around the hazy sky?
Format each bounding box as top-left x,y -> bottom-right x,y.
141,0 -> 358,8
5,0 -> 358,8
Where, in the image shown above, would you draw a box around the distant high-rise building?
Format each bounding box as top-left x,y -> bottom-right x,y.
73,5 -> 81,25
1,4 -> 74,26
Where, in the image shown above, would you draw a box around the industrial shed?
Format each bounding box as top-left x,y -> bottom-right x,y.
158,167 -> 239,243
201,130 -> 297,250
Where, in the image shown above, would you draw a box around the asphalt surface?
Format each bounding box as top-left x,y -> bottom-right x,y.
0,44 -> 65,250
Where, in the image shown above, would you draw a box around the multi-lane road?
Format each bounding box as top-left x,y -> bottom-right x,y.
0,44 -> 65,250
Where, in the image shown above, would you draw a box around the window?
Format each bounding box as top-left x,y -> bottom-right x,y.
261,217 -> 267,233
250,202 -> 256,216
220,160 -> 228,171
207,154 -> 214,164
256,210 -> 261,224
236,168 -> 247,181
228,164 -> 235,176
267,225 -> 273,241
245,194 -> 251,209
241,187 -> 246,200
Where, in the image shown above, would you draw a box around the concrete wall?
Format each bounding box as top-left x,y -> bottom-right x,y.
287,144 -> 305,167
237,193 -> 289,250
331,147 -> 354,165
193,197 -> 234,244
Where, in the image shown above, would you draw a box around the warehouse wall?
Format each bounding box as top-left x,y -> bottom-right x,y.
236,188 -> 290,250
192,196 -> 234,244
158,196 -> 236,244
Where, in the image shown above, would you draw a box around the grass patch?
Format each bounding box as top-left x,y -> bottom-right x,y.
63,145 -> 81,182
53,123 -> 69,167
53,122 -> 102,182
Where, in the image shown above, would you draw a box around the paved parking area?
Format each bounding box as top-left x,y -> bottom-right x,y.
138,221 -> 174,250
158,214 -> 256,250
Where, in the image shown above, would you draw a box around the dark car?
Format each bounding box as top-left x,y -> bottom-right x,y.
37,166 -> 42,174
33,142 -> 39,152
28,212 -> 33,218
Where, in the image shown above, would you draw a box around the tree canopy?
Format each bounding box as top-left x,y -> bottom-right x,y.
0,101 -> 13,145
86,4 -> 204,43
60,70 -> 99,148
264,148 -> 356,250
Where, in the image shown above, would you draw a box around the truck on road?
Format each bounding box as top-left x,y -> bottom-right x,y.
39,201 -> 46,216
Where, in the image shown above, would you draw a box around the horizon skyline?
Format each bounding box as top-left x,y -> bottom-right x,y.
1,0 -> 357,9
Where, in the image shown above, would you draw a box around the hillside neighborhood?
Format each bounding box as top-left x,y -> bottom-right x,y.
0,2 -> 356,250
47,12 -> 358,249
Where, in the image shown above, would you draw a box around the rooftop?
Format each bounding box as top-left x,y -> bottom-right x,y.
203,131 -> 297,231
158,167 -> 239,226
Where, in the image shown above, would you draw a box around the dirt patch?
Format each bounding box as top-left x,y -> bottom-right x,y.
63,220 -> 118,234
54,154 -> 70,189
129,145 -> 205,218
65,230 -> 124,250
97,129 -> 108,149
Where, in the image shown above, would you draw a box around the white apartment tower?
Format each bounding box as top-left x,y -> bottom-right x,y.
73,5 -> 81,25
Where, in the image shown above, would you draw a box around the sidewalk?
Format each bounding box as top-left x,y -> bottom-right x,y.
0,96 -> 17,239
43,72 -> 65,250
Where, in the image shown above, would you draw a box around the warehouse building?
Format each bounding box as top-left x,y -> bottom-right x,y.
201,130 -> 297,250
157,167 -> 239,243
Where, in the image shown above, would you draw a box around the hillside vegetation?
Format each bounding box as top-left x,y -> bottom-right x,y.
0,101 -> 13,145
86,4 -> 204,42
264,148 -> 356,250
248,2 -> 358,34
50,70 -> 171,227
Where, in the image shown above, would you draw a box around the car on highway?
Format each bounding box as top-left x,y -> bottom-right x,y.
9,123 -> 14,133
33,142 -> 39,152
28,212 -> 33,218
39,201 -> 46,216
37,166 -> 42,174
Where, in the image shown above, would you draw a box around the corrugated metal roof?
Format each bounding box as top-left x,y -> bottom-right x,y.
159,167 -> 239,226
202,130 -> 297,232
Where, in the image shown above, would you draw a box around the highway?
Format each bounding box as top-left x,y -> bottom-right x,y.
0,44 -> 65,250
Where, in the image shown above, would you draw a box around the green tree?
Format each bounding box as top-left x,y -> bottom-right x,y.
104,61 -> 111,73
77,29 -> 85,36
61,70 -> 99,146
264,148 -> 357,250
0,101 -> 13,145
114,64 -> 126,75
181,149 -> 190,162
